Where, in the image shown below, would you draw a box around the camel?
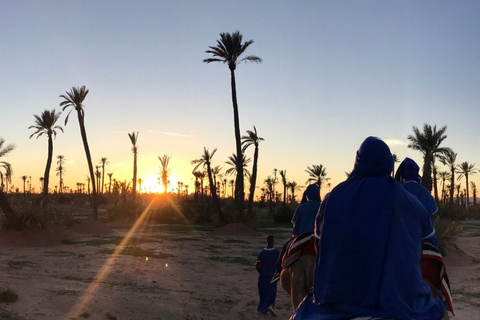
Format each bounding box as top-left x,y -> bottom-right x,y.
279,233 -> 317,310
280,254 -> 316,310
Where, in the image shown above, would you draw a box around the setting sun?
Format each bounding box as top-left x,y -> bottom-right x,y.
138,175 -> 184,194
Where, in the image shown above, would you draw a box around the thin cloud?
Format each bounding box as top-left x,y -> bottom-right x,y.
147,130 -> 196,138
383,139 -> 407,147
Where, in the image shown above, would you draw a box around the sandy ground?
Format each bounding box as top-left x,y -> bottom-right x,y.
0,220 -> 478,320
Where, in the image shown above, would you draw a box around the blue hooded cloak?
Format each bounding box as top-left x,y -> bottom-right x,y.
291,137 -> 444,320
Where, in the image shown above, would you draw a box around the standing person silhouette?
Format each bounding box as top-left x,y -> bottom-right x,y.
256,235 -> 280,316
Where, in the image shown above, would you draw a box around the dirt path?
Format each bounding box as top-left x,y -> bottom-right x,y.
0,221 -> 478,320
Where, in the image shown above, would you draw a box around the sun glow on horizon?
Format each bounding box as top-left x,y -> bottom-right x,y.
139,175 -> 184,194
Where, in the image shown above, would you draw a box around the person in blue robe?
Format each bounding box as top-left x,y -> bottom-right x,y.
271,184 -> 321,283
395,157 -> 439,246
292,183 -> 322,236
291,136 -> 445,320
256,235 -> 280,316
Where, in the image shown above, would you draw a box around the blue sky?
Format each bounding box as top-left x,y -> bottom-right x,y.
1,0 -> 479,198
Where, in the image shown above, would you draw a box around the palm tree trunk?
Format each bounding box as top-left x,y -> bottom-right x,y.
43,134 -> 53,207
433,167 -> 439,203
207,165 -> 224,224
132,151 -> 137,216
246,147 -> 259,222
77,111 -> 98,220
0,190 -> 14,219
449,170 -> 455,204
422,154 -> 433,191
230,69 -> 244,220
466,175 -> 470,212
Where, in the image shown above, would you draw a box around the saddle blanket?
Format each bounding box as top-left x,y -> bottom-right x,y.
421,240 -> 454,315
282,232 -> 316,269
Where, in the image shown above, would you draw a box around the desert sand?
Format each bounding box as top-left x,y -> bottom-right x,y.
0,220 -> 478,320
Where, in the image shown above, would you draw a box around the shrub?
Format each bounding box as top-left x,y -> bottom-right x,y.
273,203 -> 294,223
434,217 -> 462,240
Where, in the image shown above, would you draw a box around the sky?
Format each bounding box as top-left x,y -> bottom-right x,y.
1,0 -> 479,199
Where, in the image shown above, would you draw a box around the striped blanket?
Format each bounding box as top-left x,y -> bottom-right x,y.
282,232 -> 316,269
421,241 -> 454,315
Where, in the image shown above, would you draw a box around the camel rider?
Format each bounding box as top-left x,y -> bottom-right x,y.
291,136 -> 446,320
271,184 -> 321,283
395,157 -> 439,246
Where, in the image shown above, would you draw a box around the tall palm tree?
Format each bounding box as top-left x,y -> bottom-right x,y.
0,138 -> 15,215
456,161 -> 477,211
438,149 -> 457,204
128,131 -> 139,208
158,154 -> 171,193
56,155 -> 66,194
28,109 -> 63,204
60,86 -> 98,220
407,124 -> 448,192
204,31 -> 262,220
191,148 -> 224,224
279,170 -> 287,204
305,164 -> 328,197
99,157 -> 109,194
241,125 -> 264,220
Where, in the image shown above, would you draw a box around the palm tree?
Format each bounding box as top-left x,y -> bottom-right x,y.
456,161 -> 477,211
158,154 -> 171,193
287,181 -> 301,203
241,125 -> 264,220
279,170 -> 287,204
392,153 -> 399,177
28,109 -> 63,204
56,155 -> 66,194
0,138 -> 15,215
137,178 -> 143,194
225,153 -> 251,180
264,176 -> 275,212
192,148 -> 224,223
60,86 -> 98,220
192,170 -> 205,199
21,175 -> 28,195
470,181 -> 477,206
95,166 -> 101,192
128,132 -> 139,208
407,124 -> 448,192
212,165 -> 222,197
438,149 -> 457,204
438,171 -> 451,204
305,164 -> 328,197
204,31 -> 262,220
107,173 -> 113,194
99,157 -> 109,194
